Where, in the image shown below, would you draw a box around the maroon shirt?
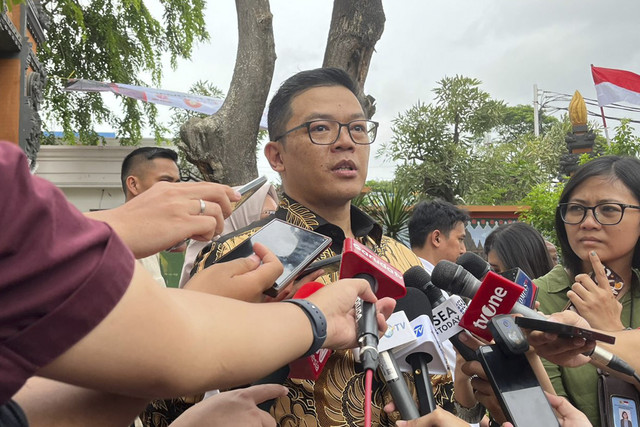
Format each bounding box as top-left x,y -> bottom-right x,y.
0,142 -> 134,403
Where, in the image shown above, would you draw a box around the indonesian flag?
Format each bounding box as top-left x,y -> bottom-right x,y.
591,65 -> 640,107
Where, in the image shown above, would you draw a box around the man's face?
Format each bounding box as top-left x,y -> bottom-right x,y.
438,221 -> 467,263
130,158 -> 180,196
268,85 -> 370,209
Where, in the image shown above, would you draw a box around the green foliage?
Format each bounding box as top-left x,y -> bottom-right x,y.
495,104 -> 558,141
467,120 -> 567,204
518,181 -> 565,246
382,76 -> 567,205
39,0 -> 208,145
577,119 -> 640,166
359,183 -> 416,243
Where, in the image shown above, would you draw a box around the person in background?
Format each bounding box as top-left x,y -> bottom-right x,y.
408,199 -> 470,274
121,147 -> 181,287
535,155 -> 640,427
546,240 -> 560,266
483,222 -> 555,279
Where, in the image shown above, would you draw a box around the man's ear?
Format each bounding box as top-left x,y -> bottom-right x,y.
126,176 -> 141,197
264,141 -> 285,172
430,230 -> 441,247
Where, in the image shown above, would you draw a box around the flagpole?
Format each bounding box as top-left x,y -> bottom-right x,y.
600,106 -> 611,143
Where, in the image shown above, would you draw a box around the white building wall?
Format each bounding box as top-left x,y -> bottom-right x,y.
34,140 -> 169,212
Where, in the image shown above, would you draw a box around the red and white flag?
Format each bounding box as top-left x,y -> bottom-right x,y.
591,65 -> 640,107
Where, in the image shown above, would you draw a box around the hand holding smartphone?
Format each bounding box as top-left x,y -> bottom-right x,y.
214,219 -> 332,297
514,316 -> 616,344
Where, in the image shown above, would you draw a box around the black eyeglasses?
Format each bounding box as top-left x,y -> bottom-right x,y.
558,202 -> 640,225
274,119 -> 379,145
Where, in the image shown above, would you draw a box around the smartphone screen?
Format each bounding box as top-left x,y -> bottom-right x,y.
612,395 -> 639,427
215,219 -> 332,297
514,317 -> 616,344
477,345 -> 560,427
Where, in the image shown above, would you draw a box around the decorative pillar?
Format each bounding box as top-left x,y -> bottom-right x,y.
0,1 -> 48,168
559,91 -> 596,176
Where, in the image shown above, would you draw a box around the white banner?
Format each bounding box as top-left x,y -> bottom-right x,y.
64,79 -> 268,130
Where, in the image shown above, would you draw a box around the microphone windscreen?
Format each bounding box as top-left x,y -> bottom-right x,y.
457,252 -> 490,280
403,265 -> 430,290
430,260 -> 463,294
292,281 -> 324,299
394,287 -> 433,321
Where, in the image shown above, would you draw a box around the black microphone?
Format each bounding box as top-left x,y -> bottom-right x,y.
378,348 -> 420,420
404,266 -> 477,361
395,288 -> 438,415
431,260 -> 638,377
456,252 -> 490,281
403,266 -> 446,306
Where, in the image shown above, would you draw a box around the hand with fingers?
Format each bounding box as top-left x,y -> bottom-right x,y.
86,181 -> 241,258
524,310 -> 595,368
168,384 -> 288,427
184,243 -> 284,303
567,251 -> 624,331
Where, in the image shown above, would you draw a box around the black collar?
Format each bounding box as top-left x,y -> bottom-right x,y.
270,194 -> 383,253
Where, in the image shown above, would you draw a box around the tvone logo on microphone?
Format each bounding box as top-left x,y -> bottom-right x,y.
472,286 -> 508,329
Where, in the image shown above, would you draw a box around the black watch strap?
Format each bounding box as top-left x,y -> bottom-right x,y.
284,299 -> 327,357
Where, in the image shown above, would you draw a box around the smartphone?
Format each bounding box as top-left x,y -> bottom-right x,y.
514,316 -> 616,344
214,219 -> 332,297
232,175 -> 268,212
297,254 -> 341,278
477,345 -> 560,427
611,395 -> 640,427
166,176 -> 269,252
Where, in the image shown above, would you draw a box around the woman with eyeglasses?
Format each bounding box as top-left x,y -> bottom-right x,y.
534,155 -> 640,427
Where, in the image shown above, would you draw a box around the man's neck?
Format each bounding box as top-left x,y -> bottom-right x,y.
412,246 -> 438,267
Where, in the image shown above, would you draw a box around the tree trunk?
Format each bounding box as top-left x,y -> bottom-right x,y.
323,0 -> 385,119
178,0 -> 276,185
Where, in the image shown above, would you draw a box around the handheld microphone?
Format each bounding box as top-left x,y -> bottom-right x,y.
403,266 -> 476,361
393,288 -> 442,415
456,252 -> 491,281
403,266 -> 446,306
432,260 -> 638,377
457,252 -> 540,310
340,238 -> 407,371
288,282 -> 333,380
499,267 -> 539,309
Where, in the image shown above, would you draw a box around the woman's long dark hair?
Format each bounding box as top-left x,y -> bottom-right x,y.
555,156 -> 640,276
484,222 -> 554,279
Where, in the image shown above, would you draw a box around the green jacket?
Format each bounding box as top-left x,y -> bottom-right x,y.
535,264 -> 640,427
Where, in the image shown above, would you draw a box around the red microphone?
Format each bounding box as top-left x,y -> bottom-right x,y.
445,270 -> 525,342
339,238 -> 407,371
339,238 -> 407,299
288,282 -> 332,380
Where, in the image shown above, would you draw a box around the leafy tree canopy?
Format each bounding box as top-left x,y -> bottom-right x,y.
39,0 -> 208,146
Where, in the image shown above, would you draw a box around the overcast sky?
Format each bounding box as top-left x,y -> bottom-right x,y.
111,0 -> 640,181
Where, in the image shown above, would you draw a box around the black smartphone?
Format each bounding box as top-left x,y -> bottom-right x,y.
232,175 -> 268,212
214,219 -> 332,297
476,345 -> 560,427
514,316 -> 616,344
297,254 -> 342,278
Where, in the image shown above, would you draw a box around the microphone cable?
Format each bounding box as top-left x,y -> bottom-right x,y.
364,369 -> 373,427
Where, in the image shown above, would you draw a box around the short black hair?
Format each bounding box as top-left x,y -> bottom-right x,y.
267,67 -> 365,142
120,147 -> 178,193
555,155 -> 640,276
484,222 -> 554,279
408,199 -> 470,249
